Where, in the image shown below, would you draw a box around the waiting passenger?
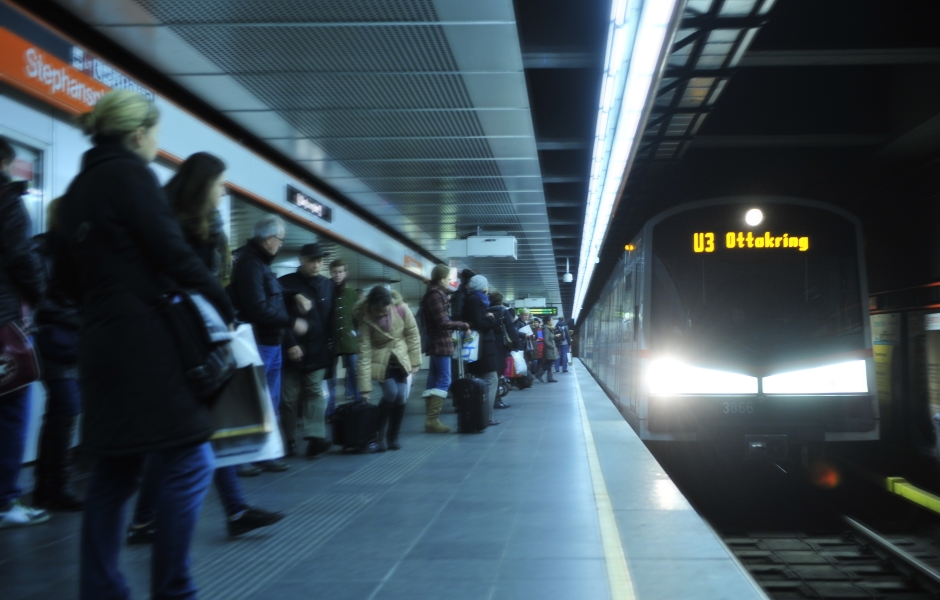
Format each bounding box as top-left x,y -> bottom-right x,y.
128,152 -> 284,541
530,318 -> 544,382
419,264 -> 469,433
539,316 -> 560,383
487,290 -> 519,408
460,275 -> 500,426
230,215 -> 307,476
53,90 -> 233,599
279,243 -> 334,458
30,199 -> 83,513
356,287 -> 421,451
0,137 -> 48,529
327,258 -> 361,417
555,317 -> 571,374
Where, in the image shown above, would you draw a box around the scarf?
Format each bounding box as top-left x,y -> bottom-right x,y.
473,291 -> 490,308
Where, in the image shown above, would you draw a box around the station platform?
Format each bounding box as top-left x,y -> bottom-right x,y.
1,362 -> 767,600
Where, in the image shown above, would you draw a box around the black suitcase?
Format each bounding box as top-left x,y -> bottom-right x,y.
454,332 -> 488,433
332,401 -> 379,451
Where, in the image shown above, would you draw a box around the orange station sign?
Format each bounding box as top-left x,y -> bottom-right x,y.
0,27 -> 111,114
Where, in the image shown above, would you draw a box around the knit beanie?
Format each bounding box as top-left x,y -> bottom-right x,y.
468,274 -> 488,292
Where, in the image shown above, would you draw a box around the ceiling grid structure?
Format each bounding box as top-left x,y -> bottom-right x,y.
52,0 -> 561,304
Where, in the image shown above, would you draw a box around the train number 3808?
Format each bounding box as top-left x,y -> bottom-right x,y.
722,401 -> 754,415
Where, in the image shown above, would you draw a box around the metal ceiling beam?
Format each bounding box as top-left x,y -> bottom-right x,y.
739,48 -> 940,67
536,139 -> 590,151
542,175 -> 587,183
522,51 -> 597,69
690,134 -> 889,148
679,15 -> 770,30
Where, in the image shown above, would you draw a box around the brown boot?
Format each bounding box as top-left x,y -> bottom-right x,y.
424,395 -> 450,433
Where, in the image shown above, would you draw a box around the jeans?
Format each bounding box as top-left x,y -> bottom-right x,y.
81,443 -> 214,600
327,353 -> 360,415
425,355 -> 452,394
0,386 -> 30,506
281,366 -> 328,442
558,345 -> 569,372
257,344 -> 283,416
134,458 -> 247,524
481,371 -> 497,423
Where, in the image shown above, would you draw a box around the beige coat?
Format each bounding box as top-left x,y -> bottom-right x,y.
355,291 -> 422,394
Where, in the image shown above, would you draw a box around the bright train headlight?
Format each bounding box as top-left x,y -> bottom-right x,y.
648,360 -> 758,395
762,360 -> 868,394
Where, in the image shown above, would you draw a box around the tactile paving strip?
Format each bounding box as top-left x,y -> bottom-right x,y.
196,492 -> 376,599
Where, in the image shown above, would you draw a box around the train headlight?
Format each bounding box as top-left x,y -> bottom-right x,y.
648,360 -> 758,395
762,360 -> 868,394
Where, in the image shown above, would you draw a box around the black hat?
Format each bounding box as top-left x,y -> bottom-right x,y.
300,243 -> 326,258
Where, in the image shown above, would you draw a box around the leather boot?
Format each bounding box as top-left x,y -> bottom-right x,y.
387,404 -> 406,450
424,395 -> 450,433
33,414 -> 83,511
375,401 -> 392,452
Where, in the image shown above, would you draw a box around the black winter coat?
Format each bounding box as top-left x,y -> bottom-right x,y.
53,143 -> 234,457
278,271 -> 333,371
230,240 -> 292,346
0,176 -> 43,325
488,304 -> 521,365
461,293 -> 499,375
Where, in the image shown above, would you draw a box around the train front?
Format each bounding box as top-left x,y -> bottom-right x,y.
644,200 -> 877,460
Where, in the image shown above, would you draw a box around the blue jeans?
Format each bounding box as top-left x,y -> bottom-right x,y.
133,459 -> 247,524
557,345 -> 569,372
425,355 -> 452,393
327,353 -> 360,415
0,386 -> 31,506
80,442 -> 214,600
258,344 -> 283,416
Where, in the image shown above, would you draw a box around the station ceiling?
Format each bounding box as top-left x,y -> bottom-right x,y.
46,0 -> 605,309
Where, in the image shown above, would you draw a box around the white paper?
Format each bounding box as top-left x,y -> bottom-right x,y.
518,325 -> 533,336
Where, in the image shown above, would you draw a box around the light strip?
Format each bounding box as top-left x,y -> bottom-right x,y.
572,0 -> 683,322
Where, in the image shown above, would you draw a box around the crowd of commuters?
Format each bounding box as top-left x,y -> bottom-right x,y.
0,90 -> 574,598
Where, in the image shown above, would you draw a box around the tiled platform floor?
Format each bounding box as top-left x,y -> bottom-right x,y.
0,362 -> 766,600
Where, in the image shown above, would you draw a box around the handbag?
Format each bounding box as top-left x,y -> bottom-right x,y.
0,316 -> 41,397
160,291 -> 237,400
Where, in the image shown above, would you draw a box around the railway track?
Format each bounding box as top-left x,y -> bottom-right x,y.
724,518 -> 940,599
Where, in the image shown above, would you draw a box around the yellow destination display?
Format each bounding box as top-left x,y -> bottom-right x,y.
693,231 -> 809,253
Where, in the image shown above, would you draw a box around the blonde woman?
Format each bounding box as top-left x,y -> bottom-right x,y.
355,286 -> 421,451
54,91 -> 233,599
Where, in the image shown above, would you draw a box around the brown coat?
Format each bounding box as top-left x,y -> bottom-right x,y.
420,284 -> 467,356
355,291 -> 422,394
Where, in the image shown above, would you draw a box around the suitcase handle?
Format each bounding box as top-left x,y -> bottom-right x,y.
456,331 -> 465,378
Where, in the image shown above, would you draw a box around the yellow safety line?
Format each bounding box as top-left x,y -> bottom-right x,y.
574,368 -> 637,600
886,477 -> 940,514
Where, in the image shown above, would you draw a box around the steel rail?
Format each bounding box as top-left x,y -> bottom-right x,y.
844,516 -> 940,588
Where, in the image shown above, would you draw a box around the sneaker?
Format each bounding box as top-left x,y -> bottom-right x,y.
258,460 -> 290,473
0,501 -> 50,529
126,521 -> 156,545
227,506 -> 286,537
236,463 -> 263,477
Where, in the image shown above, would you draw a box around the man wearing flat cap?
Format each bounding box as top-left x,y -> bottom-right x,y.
278,243 -> 334,458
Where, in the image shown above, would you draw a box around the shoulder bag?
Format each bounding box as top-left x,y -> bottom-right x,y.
0,305 -> 40,398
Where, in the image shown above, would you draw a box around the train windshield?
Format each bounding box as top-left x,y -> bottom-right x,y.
650,203 -> 865,370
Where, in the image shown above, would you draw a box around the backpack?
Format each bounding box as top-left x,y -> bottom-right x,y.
415,307 -> 430,351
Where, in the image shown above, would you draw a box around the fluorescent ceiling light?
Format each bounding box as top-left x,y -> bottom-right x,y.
649,360 -> 758,395
762,360 -> 868,395
572,0 -> 682,321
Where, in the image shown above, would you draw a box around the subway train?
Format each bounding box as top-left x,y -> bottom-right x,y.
579,197 -> 878,462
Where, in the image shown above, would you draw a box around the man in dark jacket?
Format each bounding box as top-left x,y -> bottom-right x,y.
279,243 -> 333,458
488,291 -> 519,410
555,317 -> 571,373
0,138 -> 48,528
230,216 -> 306,474
327,257 -> 360,417
461,275 -> 500,427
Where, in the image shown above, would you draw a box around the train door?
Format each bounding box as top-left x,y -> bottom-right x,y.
622,255 -> 636,411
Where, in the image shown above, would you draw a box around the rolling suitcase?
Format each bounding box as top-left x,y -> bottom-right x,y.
332,401 -> 379,452
453,332 -> 488,433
